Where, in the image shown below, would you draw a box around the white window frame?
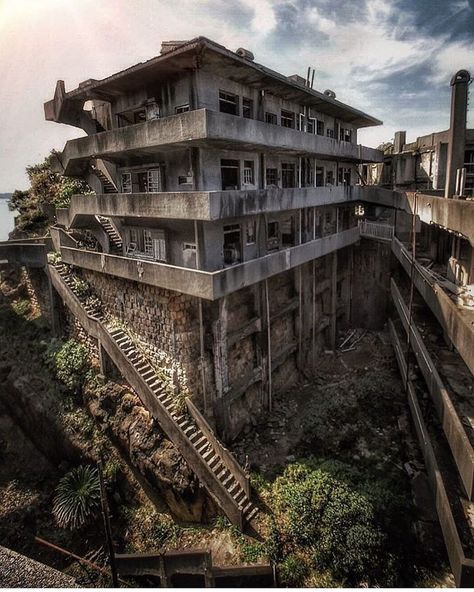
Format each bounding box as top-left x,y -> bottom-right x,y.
121,173 -> 132,193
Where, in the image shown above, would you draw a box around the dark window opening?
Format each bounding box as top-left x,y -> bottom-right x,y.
246,220 -> 256,245
267,221 -> 280,251
326,128 -> 335,139
316,167 -> 325,187
338,167 -> 351,185
281,162 -> 296,188
117,108 -> 147,128
265,112 -> 277,125
266,168 -> 278,187
317,120 -> 325,136
281,217 -> 295,247
243,97 -> 253,119
281,109 -> 295,129
221,159 -> 240,190
307,118 -> 315,134
219,91 -> 239,115
340,127 -> 352,142
326,170 -> 334,185
223,224 -> 242,265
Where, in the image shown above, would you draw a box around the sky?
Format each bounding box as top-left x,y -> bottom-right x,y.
0,0 -> 473,192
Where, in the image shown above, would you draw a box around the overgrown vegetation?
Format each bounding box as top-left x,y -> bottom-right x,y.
52,465 -> 101,530
9,154 -> 91,235
46,338 -> 90,395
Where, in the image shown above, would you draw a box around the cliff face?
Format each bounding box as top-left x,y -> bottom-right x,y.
84,381 -> 216,522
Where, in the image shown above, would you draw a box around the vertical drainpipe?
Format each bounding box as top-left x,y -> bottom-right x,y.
445,70 -> 471,198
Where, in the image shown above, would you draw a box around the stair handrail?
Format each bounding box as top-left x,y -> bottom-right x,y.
186,398 -> 250,498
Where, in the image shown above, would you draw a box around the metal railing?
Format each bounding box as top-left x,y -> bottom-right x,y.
358,219 -> 394,241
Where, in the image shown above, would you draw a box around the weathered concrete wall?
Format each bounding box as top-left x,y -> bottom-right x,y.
21,267 -> 53,324
351,238 -> 391,329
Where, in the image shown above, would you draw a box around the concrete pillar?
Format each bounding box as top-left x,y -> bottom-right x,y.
393,131 -> 406,154
445,70 -> 471,198
330,251 -> 338,350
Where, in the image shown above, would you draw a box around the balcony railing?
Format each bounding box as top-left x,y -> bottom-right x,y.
358,219 -> 394,241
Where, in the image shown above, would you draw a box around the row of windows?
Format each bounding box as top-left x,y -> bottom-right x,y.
218,89 -> 353,141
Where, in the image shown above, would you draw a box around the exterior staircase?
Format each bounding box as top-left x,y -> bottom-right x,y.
95,215 -> 123,254
90,162 -> 118,194
51,262 -> 258,529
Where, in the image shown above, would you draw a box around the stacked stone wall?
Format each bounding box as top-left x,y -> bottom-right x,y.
21,267 -> 52,323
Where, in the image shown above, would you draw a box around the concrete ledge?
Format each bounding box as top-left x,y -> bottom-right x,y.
60,227 -> 360,299
389,321 -> 474,588
58,185 -> 400,225
392,237 -> 474,376
391,278 -> 474,500
0,241 -> 47,268
58,109 -> 382,175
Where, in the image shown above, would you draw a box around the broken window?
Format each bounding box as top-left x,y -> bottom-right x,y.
316,167 -> 325,187
326,128 -> 335,139
243,160 -> 255,185
281,109 -> 295,129
121,173 -> 132,193
307,118 -> 315,134
219,90 -> 239,115
246,220 -> 256,245
281,217 -> 294,247
223,224 -> 242,265
267,221 -> 280,251
265,112 -> 277,125
221,159 -> 240,190
340,127 -> 352,142
266,168 -> 278,187
326,170 -> 335,185
338,167 -> 351,185
281,162 -> 296,188
317,120 -> 325,136
243,97 -> 253,119
175,104 -> 190,114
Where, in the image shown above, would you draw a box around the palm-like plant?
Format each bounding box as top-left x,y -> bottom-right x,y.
53,465 -> 101,529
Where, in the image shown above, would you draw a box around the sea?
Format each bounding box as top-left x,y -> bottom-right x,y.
0,195 -> 15,240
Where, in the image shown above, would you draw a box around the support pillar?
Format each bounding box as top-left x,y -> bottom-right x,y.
330,251 -> 338,351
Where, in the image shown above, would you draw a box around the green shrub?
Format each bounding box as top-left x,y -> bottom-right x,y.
239,539 -> 265,563
47,339 -> 89,394
271,462 -> 387,586
278,554 -> 309,587
53,465 -> 101,529
71,277 -> 90,299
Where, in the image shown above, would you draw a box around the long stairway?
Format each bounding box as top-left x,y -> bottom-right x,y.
95,215 -> 123,254
52,263 -> 258,528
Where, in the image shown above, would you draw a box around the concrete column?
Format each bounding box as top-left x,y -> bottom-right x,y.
445,70 -> 471,198
330,251 -> 338,350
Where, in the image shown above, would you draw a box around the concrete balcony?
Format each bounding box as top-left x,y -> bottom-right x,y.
56,185 -> 398,227
57,109 -> 383,176
59,226 -> 360,299
392,237 -> 474,376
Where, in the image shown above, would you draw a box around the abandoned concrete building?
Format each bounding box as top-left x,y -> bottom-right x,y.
2,37 -> 474,585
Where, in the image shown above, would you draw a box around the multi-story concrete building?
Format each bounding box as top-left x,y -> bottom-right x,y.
44,36 -> 385,441
2,37 -> 473,582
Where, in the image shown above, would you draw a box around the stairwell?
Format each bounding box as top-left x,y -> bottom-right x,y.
50,262 -> 259,529
90,163 -> 117,194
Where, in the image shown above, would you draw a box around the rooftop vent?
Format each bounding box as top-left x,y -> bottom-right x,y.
236,48 -> 254,61
160,40 -> 189,55
288,74 -> 307,87
324,89 -> 336,99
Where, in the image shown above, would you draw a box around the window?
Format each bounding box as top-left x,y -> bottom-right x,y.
326,170 -> 334,185
307,118 -> 315,134
183,243 -> 197,251
223,224 -> 242,265
338,167 -> 351,185
243,160 -> 255,185
340,127 -> 352,142
326,128 -> 335,139
281,109 -> 295,129
219,90 -> 239,115
267,221 -> 280,251
178,175 -> 193,185
243,97 -> 253,119
266,168 -> 278,187
121,173 -> 132,193
281,217 -> 294,246
147,169 -> 161,192
265,112 -> 277,125
246,220 -> 256,245
175,104 -> 190,114
316,167 -> 325,187
221,159 -> 240,190
316,120 -> 325,136
281,162 -> 296,188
